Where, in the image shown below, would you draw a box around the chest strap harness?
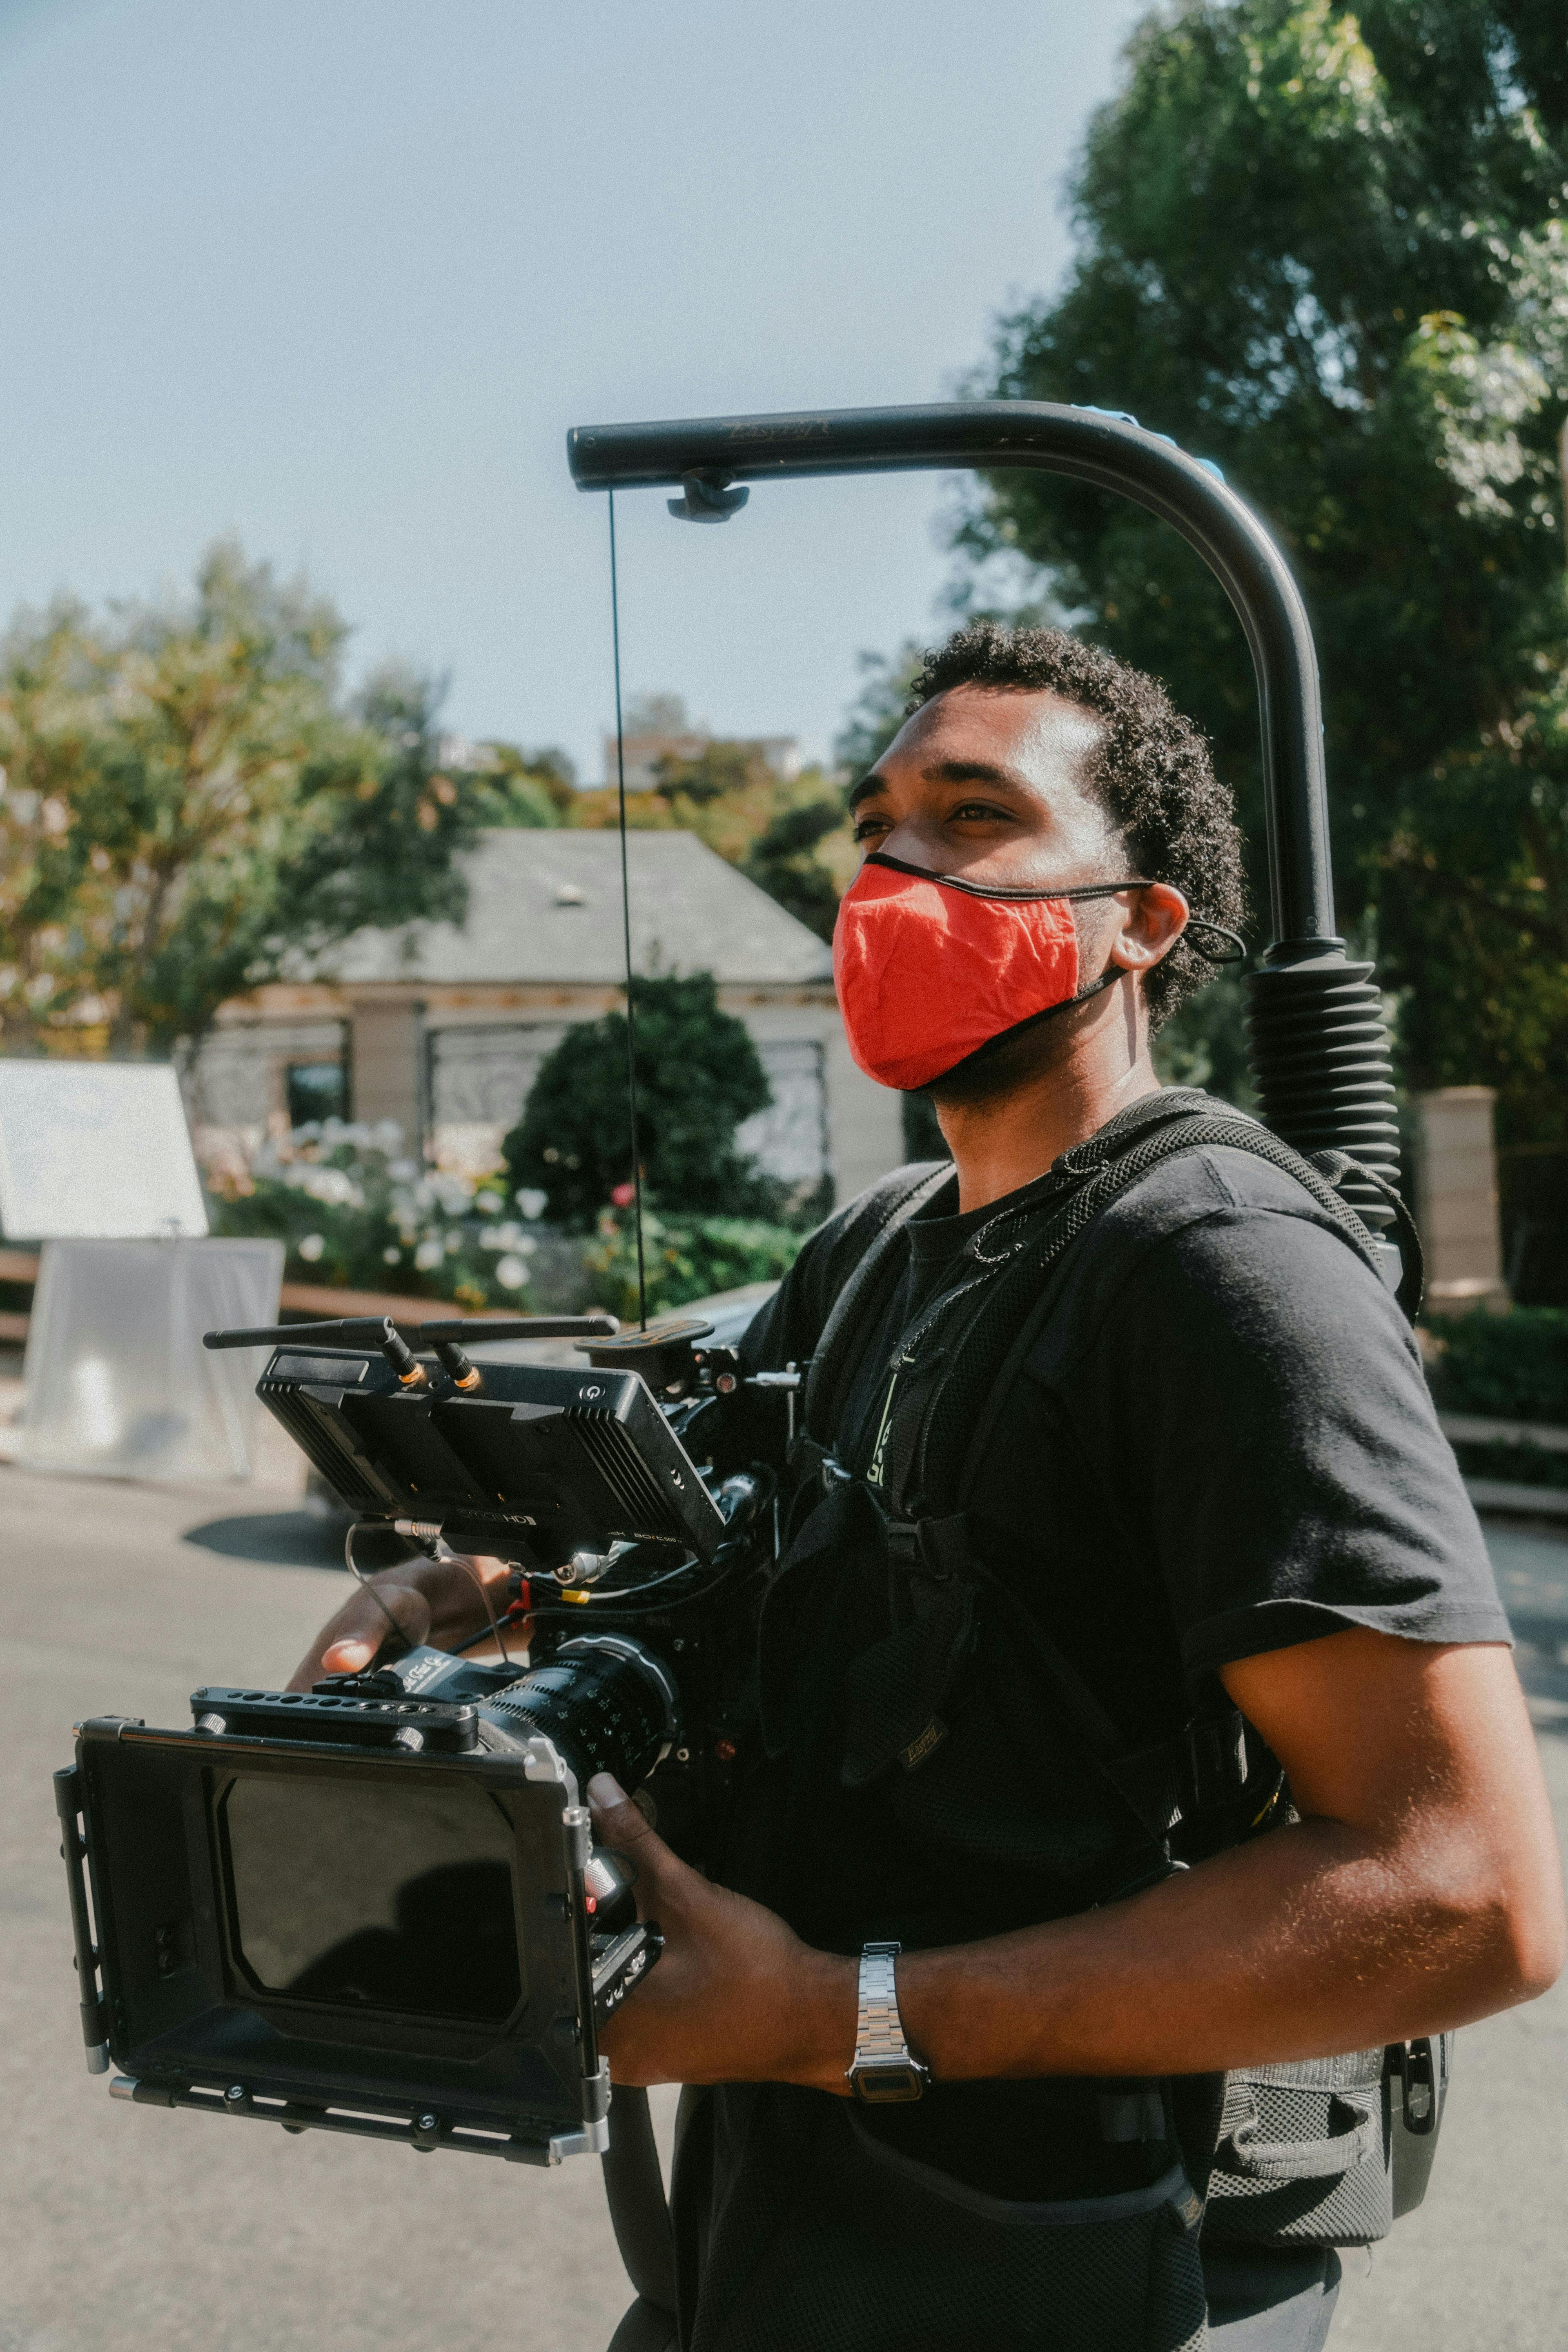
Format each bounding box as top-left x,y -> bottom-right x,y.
780,1095 -> 1419,1853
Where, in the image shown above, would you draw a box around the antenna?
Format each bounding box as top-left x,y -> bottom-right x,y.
607,488 -> 649,1330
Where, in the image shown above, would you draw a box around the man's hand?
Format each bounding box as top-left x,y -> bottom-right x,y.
285,1551 -> 512,1691
588,1773 -> 855,2092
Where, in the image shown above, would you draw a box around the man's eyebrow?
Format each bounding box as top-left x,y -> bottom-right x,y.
922,758 -> 1028,791
848,757 -> 1028,814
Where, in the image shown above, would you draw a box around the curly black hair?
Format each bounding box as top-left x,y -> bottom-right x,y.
905,621 -> 1247,1028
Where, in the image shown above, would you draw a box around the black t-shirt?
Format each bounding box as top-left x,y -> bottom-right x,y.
675,1105 -> 1511,2321
737,1123 -> 1508,1741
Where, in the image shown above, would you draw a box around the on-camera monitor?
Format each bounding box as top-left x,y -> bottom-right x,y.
217,1771 -> 525,2025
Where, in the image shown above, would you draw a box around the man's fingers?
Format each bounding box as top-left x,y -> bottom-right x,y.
286,1577 -> 432,1691
588,1772 -> 659,1849
322,1636 -> 378,1674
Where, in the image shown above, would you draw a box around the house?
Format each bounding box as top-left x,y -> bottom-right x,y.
186,828 -> 903,1205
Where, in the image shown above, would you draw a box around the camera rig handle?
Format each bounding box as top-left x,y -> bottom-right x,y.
566,400 -> 1401,1232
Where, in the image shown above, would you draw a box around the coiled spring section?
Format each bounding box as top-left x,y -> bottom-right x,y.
1245,957 -> 1401,1233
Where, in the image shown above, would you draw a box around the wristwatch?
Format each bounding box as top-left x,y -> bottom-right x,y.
844,1940 -> 931,2104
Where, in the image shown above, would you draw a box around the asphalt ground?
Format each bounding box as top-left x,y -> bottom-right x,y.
3,1465 -> 1564,2352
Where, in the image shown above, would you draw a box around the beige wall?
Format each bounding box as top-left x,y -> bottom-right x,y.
1414,1085 -> 1508,1312
349,997 -> 425,1145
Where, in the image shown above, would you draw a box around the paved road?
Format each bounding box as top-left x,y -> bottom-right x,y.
3,1466 -> 1564,2351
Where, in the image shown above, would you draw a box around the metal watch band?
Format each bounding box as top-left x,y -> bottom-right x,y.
846,1940 -> 930,2103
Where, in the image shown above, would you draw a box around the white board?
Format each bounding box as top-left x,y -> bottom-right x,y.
0,1062 -> 208,1240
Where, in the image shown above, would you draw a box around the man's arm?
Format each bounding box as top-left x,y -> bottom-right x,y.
590,1628 -> 1565,2091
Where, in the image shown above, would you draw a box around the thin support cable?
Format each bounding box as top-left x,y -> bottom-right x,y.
608,490 -> 648,1330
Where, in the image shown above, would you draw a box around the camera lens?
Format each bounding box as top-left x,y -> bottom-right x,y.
482,1634 -> 679,1793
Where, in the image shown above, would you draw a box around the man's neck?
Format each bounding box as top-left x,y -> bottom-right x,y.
935,996 -> 1165,1214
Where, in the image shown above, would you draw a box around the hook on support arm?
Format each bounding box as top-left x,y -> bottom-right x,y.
667,471 -> 750,523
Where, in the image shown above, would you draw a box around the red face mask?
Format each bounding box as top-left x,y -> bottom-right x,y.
832,851 -> 1155,1092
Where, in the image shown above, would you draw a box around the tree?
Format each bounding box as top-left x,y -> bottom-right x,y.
501,971 -> 774,1225
957,1 -> 1568,1173
834,641 -> 938,778
568,725 -> 856,945
467,739 -> 577,827
0,541 -> 481,1052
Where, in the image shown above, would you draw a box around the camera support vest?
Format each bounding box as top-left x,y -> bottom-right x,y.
775,1091 -> 1446,2245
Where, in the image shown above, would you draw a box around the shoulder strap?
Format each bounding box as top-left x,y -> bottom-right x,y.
798,1159 -> 953,1450
951,1109 -> 1390,1513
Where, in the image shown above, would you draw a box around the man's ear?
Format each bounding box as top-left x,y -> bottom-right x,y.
1109,882 -> 1188,973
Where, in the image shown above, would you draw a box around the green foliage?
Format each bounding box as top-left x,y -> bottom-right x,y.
958,0 -> 1568,1152
0,542 -> 480,1051
571,734 -> 854,947
742,797 -> 849,942
207,1120 -> 557,1310
501,971 -> 774,1226
834,643 -> 929,777
583,1202 -> 805,1322
1151,968 -> 1258,1110
466,739 -> 578,828
1424,1304 -> 1568,1423
1424,1303 -> 1568,1484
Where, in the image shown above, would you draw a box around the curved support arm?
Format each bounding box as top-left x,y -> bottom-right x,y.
568,401 -> 1336,957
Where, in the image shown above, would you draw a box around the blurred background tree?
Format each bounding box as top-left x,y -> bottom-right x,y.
559,695 -> 856,944
944,0 -> 1568,1281
502,971 -> 776,1226
0,541 -> 483,1054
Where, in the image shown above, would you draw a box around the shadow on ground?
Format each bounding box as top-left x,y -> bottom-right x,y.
182,1510 -> 351,1570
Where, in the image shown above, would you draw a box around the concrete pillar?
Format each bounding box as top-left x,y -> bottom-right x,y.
824,1031 -> 906,1206
349,998 -> 425,1154
1414,1085 -> 1508,1313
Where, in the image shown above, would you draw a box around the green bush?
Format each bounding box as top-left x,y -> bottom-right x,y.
582,1202 -> 804,1323
1424,1307 -> 1568,1489
1423,1307 -> 1568,1424
503,972 -> 775,1227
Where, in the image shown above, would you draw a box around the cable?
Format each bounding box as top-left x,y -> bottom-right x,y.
343,1523 -> 511,1666
608,488 -> 649,1331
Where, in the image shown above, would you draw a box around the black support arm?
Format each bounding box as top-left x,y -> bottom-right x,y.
567,399 -> 1401,1228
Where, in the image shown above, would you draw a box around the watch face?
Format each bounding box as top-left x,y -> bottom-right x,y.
851,2059 -> 927,2105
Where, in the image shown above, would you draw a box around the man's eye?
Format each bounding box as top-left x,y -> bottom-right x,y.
852,817 -> 889,843
950,800 -> 1013,823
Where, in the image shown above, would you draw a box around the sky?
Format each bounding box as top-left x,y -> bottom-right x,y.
0,0 -> 1147,781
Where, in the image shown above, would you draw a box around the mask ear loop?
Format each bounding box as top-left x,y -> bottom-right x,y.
1180,917 -> 1249,964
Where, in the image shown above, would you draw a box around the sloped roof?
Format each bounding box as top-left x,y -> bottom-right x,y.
324,827 -> 835,988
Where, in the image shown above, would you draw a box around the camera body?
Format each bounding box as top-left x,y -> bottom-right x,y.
57,1315 -> 777,2167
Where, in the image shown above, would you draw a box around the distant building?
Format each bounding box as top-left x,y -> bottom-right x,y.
602,727 -> 802,795
186,829 -> 902,1205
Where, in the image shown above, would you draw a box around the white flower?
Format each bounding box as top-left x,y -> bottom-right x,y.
494,1254 -> 528,1290
297,1233 -> 325,1262
514,1188 -> 548,1221
383,1247 -> 402,1265
476,1192 -> 502,1216
414,1239 -> 444,1271
300,1167 -> 359,1208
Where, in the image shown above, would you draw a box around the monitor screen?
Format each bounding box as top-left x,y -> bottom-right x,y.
217,1769 -> 524,2025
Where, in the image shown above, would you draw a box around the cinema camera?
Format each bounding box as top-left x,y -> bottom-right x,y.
56,1310 -> 780,2167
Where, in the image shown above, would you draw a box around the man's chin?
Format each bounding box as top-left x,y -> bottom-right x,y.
920,1011 -> 1079,1111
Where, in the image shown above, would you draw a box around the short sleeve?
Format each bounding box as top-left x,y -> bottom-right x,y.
1045,1190 -> 1512,1681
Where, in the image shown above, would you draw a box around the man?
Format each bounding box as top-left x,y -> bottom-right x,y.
294,626 -> 1563,2352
